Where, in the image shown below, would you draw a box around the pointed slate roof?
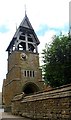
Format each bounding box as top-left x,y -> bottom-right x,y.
6,14 -> 40,51
13,14 -> 34,38
20,14 -> 33,29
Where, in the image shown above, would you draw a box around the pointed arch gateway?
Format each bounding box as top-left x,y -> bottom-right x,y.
22,82 -> 40,95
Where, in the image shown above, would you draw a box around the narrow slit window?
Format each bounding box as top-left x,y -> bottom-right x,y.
33,71 -> 34,77
24,70 -> 35,77
24,71 -> 26,77
27,71 -> 29,77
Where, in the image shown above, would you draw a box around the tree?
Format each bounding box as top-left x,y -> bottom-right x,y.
42,34 -> 71,87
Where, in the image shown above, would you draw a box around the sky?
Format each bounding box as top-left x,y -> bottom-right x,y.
0,0 -> 70,92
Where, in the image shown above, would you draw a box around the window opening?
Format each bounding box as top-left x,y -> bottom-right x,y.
27,71 -> 29,77
18,42 -> 26,50
19,35 -> 25,40
28,43 -> 34,52
33,71 -> 34,77
24,70 -> 35,77
24,71 -> 26,77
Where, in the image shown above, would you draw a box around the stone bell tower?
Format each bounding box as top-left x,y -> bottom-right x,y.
3,13 -> 44,111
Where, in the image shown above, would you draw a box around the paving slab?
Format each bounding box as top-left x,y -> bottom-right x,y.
0,112 -> 31,120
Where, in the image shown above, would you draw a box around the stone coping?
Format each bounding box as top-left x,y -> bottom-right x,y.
21,84 -> 71,102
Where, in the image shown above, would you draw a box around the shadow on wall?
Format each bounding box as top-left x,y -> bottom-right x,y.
22,82 -> 40,95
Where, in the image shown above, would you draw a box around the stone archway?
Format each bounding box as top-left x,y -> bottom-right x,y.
22,82 -> 40,95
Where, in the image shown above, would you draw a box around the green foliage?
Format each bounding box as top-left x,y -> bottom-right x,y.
42,34 -> 71,87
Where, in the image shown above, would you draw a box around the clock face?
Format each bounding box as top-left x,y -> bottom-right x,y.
20,53 -> 27,60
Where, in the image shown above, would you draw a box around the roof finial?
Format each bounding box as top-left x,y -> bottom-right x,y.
24,4 -> 27,16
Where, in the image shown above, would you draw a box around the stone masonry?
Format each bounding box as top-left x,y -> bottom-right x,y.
12,84 -> 71,120
3,51 -> 44,112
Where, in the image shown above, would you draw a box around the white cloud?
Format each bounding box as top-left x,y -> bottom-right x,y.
38,30 -> 56,53
0,0 -> 70,30
38,30 -> 56,65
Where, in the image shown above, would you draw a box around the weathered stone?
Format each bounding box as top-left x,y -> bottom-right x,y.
12,84 -> 71,120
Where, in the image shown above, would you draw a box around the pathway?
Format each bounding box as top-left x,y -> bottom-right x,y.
0,112 -> 31,120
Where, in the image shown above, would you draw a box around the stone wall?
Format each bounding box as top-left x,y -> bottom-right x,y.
12,84 -> 71,120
